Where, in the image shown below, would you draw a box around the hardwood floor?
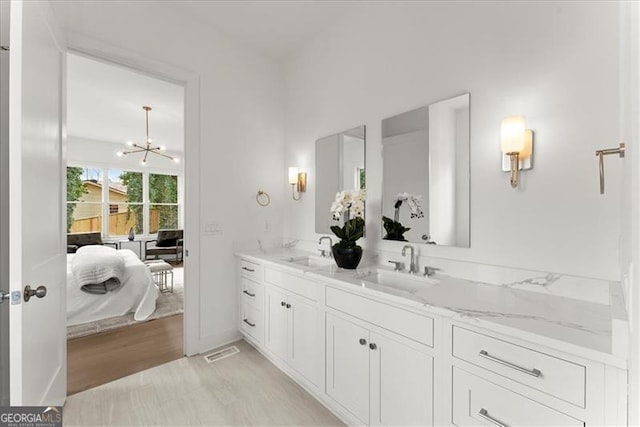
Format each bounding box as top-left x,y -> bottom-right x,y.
67,313 -> 183,395
64,339 -> 344,426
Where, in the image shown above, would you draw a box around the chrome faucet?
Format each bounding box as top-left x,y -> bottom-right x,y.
402,244 -> 419,274
424,266 -> 440,277
318,236 -> 333,258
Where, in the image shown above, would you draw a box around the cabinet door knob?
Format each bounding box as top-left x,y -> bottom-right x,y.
286,303 -> 291,309
369,343 -> 377,350
359,338 -> 367,346
281,301 -> 286,307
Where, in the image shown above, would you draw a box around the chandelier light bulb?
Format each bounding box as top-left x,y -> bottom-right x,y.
140,159 -> 147,166
126,141 -> 134,147
116,151 -> 124,157
159,145 -> 166,151
173,157 -> 180,163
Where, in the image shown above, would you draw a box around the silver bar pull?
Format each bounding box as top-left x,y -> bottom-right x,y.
595,143 -> 625,194
242,318 -> 255,327
242,290 -> 256,297
479,350 -> 541,377
478,408 -> 509,427
241,266 -> 255,272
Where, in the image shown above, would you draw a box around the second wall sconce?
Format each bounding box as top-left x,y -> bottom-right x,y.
501,116 -> 534,188
288,167 -> 307,201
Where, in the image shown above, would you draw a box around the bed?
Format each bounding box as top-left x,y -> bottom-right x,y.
67,248 -> 158,326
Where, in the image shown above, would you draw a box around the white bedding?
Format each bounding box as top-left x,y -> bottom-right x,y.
67,249 -> 158,326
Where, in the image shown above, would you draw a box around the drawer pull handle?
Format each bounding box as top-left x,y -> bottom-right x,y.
243,318 -> 256,327
242,267 -> 255,272
478,408 -> 508,427
242,290 -> 256,297
359,338 -> 367,346
286,303 -> 291,309
281,301 -> 286,307
479,350 -> 542,378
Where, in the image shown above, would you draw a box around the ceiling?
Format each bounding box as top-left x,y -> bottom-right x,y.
152,1 -> 360,60
64,2 -> 360,149
67,53 -> 185,151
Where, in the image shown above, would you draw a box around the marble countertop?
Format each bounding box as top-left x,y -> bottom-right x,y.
237,249 -> 628,369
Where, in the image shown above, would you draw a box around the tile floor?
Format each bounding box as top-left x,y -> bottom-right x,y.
63,340 -> 343,426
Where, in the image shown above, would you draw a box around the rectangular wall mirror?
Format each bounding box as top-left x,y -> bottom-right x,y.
381,93 -> 470,247
315,126 -> 366,234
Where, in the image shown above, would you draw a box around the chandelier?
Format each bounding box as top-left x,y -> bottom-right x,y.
116,106 -> 179,165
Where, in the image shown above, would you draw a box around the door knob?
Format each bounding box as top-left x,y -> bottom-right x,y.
280,301 -> 286,307
0,291 -> 9,304
359,338 -> 367,346
285,303 -> 291,309
369,343 -> 377,350
23,285 -> 46,302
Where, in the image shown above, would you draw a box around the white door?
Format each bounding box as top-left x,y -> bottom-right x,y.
370,332 -> 433,426
8,0 -> 66,406
288,294 -> 319,386
325,313 -> 370,424
264,286 -> 288,361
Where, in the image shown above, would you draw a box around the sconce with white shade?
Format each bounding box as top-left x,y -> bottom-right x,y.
501,116 -> 534,188
288,167 -> 307,201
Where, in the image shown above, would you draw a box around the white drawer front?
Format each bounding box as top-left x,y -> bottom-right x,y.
452,367 -> 583,427
326,286 -> 433,347
264,268 -> 319,302
239,259 -> 262,282
453,326 -> 586,408
240,277 -> 263,310
240,303 -> 263,344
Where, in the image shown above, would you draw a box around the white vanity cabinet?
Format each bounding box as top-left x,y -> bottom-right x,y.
238,259 -> 264,344
325,287 -> 435,426
449,323 -> 627,426
263,267 -> 321,387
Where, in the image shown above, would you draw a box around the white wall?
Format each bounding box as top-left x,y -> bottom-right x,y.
284,2 -> 621,281
619,2 -> 639,423
52,3 -> 286,352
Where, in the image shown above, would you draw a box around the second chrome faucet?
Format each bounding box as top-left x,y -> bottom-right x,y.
402,244 -> 419,274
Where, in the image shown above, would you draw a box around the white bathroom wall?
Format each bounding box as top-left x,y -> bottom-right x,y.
619,2 -> 639,423
284,2 -> 622,281
52,2 -> 285,351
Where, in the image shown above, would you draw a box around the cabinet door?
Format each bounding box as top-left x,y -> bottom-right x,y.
265,286 -> 288,361
326,313 -> 370,424
289,294 -> 320,386
370,332 -> 434,426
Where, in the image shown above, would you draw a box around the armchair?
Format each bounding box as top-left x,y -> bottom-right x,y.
145,229 -> 183,263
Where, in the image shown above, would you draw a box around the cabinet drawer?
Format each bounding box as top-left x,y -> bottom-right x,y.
452,367 -> 583,426
264,268 -> 319,302
239,259 -> 262,282
452,326 -> 586,407
326,286 -> 433,346
240,277 -> 263,309
240,303 -> 263,344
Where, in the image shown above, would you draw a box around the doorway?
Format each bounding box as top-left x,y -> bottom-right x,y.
64,52 -> 188,394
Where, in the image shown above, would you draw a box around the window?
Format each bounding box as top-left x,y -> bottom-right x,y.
66,167 -> 103,233
66,166 -> 181,237
149,173 -> 179,234
109,169 -> 143,237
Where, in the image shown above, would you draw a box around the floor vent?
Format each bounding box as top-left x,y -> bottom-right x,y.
203,345 -> 240,363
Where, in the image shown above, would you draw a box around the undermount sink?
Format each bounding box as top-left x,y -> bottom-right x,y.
281,255 -> 334,268
357,269 -> 438,293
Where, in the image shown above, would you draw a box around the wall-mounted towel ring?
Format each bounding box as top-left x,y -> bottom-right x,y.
256,190 -> 271,207
595,143 -> 625,194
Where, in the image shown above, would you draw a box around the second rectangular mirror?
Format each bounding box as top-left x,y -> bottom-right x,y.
381,93 -> 470,247
315,126 -> 366,234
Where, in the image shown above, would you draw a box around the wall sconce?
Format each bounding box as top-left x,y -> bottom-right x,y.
288,167 -> 307,201
501,116 -> 534,188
